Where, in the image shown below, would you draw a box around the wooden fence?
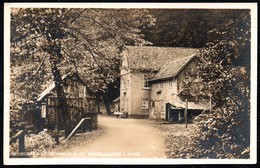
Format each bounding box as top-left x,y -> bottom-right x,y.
46,97 -> 97,131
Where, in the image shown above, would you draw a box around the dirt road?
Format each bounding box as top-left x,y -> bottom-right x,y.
54,115 -> 167,158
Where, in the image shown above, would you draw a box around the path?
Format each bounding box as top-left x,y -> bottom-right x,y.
54,115 -> 167,158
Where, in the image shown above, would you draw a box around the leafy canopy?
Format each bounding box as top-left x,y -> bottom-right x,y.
10,8 -> 155,102
10,8 -> 155,132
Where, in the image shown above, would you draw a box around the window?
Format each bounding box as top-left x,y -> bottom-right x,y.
143,74 -> 151,89
144,80 -> 150,87
142,99 -> 149,109
143,80 -> 150,89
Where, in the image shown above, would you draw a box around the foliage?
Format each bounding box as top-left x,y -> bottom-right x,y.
10,64 -> 52,134
10,130 -> 55,157
192,10 -> 251,158
10,126 -> 104,158
143,9 -> 250,48
10,8 -> 155,133
153,122 -> 196,158
178,63 -> 207,103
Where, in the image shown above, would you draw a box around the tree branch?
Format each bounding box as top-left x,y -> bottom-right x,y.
32,54 -> 48,76
68,9 -> 88,25
64,26 -> 116,64
62,48 -> 79,73
78,15 -> 116,40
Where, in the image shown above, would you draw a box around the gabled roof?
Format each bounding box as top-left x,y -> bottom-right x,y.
123,46 -> 198,71
149,54 -> 198,82
37,72 -> 87,101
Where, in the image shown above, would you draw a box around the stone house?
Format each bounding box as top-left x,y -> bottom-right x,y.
120,46 -> 208,119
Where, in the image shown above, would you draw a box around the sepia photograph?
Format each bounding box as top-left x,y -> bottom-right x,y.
4,3 -> 257,165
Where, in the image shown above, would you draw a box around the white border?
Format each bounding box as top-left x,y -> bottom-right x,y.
4,3 -> 257,165
3,3 -> 258,9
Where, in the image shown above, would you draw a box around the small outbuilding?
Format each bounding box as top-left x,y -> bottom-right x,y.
35,72 -> 97,131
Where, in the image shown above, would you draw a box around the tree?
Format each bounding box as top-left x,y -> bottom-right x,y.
192,10 -> 251,158
142,9 -> 212,47
10,8 -> 155,136
142,9 -> 249,48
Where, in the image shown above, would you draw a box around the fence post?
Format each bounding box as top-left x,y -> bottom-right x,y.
55,107 -> 59,145
18,131 -> 25,153
185,99 -> 188,128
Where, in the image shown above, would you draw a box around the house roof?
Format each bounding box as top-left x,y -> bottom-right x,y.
170,98 -> 209,110
150,54 -> 198,82
124,46 -> 198,71
37,72 -> 86,101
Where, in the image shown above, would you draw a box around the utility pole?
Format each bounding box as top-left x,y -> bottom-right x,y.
185,98 -> 188,128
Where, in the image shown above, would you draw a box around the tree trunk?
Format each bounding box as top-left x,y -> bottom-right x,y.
47,35 -> 71,138
96,93 -> 100,114
50,61 -> 71,138
104,93 -> 111,115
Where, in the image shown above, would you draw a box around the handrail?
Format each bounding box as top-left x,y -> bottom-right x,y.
65,117 -> 91,141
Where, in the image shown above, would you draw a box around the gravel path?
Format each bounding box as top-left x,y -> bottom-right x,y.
51,115 -> 167,158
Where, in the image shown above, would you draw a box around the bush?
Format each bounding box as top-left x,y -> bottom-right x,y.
10,130 -> 55,157
190,109 -> 250,158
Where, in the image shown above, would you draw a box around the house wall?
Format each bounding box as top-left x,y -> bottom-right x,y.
120,71 -> 152,118
149,58 -> 200,119
63,81 -> 87,98
120,52 -> 153,117
129,72 -> 150,118
120,54 -> 131,114
120,72 -> 131,114
150,79 -> 177,119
